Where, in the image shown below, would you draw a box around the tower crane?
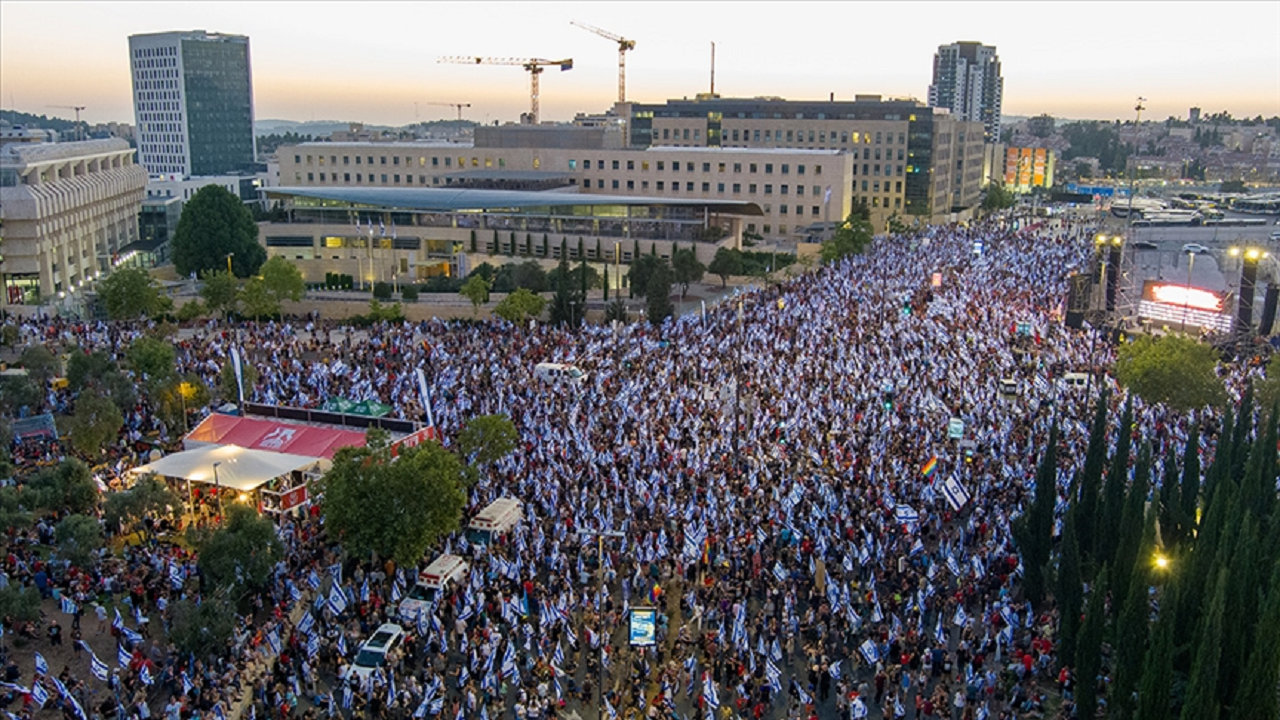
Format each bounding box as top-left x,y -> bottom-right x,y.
422,102 -> 472,121
570,21 -> 635,103
46,105 -> 87,140
438,57 -> 573,125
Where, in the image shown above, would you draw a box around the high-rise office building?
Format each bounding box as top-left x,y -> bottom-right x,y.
129,30 -> 256,178
928,41 -> 1003,143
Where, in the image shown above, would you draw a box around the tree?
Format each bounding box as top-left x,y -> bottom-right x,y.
27,459 -> 99,515
258,255 -> 305,305
460,275 -> 490,315
646,262 -> 675,326
492,288 -> 547,324
470,229 -> 477,254
982,181 -> 1017,210
62,391 -> 123,458
1056,505 -> 1084,670
1233,561 -> 1280,719
628,255 -> 665,300
0,374 -> 42,415
200,270 -> 241,318
318,439 -> 468,566
1111,496 -> 1157,720
602,265 -> 610,302
0,585 -> 42,625
167,596 -> 237,660
239,276 -> 279,321
219,357 -> 259,403
172,184 -> 264,278
128,335 -> 177,383
1115,335 -> 1226,412
604,299 -> 628,324
1076,391 -> 1110,563
102,474 -> 182,540
98,267 -> 170,320
19,345 -> 60,386
176,299 -> 206,322
1014,422 -> 1057,608
1073,569 -> 1109,720
54,514 -> 103,570
819,212 -> 874,265
1099,397 -> 1135,567
1179,423 -> 1201,543
153,374 -> 211,435
708,247 -> 744,287
671,248 -> 706,300
549,254 -> 583,327
1135,588 -> 1178,720
194,504 -> 283,597
455,414 -> 518,469
1180,568 -> 1227,720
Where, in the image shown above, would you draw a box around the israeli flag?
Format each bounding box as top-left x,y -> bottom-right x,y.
337,634 -> 348,657
772,561 -> 788,583
940,476 -> 971,512
850,697 -> 868,719
170,563 -> 184,589
935,615 -> 947,646
297,611 -> 315,636
60,595 -> 78,615
213,705 -> 227,720
140,665 -> 153,686
307,571 -> 321,590
118,644 -> 131,668
30,681 -> 48,707
953,605 -> 969,627
266,629 -> 281,655
34,652 -> 48,676
894,505 -> 919,525
329,584 -> 348,615
307,634 -> 320,658
858,638 -> 878,664
828,660 -> 841,680
330,563 -> 343,584
702,676 -> 719,709
90,653 -> 109,681
342,686 -> 353,709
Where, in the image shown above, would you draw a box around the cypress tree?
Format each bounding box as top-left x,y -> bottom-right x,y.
542,234 -> 550,258
470,229 -> 477,254
525,233 -> 533,256
1111,489 -> 1162,717
632,238 -> 640,264
508,231 -> 517,257
1016,421 -> 1058,608
1113,443 -> 1152,613
1056,503 -> 1084,671
1100,396 -> 1135,567
1229,382 -> 1254,481
1135,583 -> 1178,720
560,238 -> 568,262
579,258 -> 589,299
595,237 -> 601,261
1178,470 -> 1236,655
492,229 -> 499,254
602,266 -> 609,302
1179,422 -> 1201,541
1074,569 -> 1109,720
1216,511 -> 1260,710
1233,560 -> 1280,720
1180,567 -> 1227,720
577,237 -> 585,261
1159,446 -> 1181,547
1077,391 -> 1111,565
1205,408 -> 1233,511
1239,402 -> 1278,524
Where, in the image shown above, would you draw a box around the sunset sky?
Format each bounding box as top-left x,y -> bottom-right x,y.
2,1 -> 1277,128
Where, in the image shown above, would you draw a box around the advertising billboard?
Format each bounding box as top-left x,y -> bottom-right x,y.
629,608 -> 657,646
1137,281 -> 1233,332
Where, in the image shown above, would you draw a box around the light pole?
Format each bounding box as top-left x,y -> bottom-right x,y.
578,528 -> 625,720
212,461 -> 225,523
1125,97 -> 1146,240
225,252 -> 234,275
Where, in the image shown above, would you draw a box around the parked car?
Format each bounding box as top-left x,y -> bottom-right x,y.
1182,243 -> 1211,255
1132,241 -> 1159,250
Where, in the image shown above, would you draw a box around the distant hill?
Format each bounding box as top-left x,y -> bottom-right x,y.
1,109 -> 80,132
255,118 -> 477,138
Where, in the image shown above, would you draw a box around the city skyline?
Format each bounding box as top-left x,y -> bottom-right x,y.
2,1 -> 1278,129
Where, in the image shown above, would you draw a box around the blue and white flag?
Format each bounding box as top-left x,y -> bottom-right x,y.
894,505 -> 919,525
329,584 -> 348,615
307,634 -> 320,659
953,605 -> 969,627
828,660 -> 841,680
772,561 -> 788,583
140,665 -> 154,686
170,563 -> 184,589
33,652 -> 48,677
266,629 -> 281,655
118,644 -> 131,668
935,615 -> 947,646
30,682 -> 49,708
337,634 -> 348,657
308,571 -> 322,590
60,596 -> 78,615
329,563 -> 343,584
90,652 -> 109,681
702,675 -> 719,709
940,476 -> 971,512
858,638 -> 878,664
297,611 -> 315,636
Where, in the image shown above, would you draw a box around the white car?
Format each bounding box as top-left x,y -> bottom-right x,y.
350,623 -> 405,681
1269,230 -> 1280,243
1182,243 -> 1211,255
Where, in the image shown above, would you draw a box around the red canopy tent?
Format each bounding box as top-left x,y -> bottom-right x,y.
185,414 -> 368,460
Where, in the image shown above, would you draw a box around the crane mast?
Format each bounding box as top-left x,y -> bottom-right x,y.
438,57 -> 572,124
570,21 -> 635,103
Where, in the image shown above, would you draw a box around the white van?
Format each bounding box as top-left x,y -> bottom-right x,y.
534,362 -> 587,385
399,554 -> 469,620
465,497 -> 523,546
1063,372 -> 1089,389
998,378 -> 1019,396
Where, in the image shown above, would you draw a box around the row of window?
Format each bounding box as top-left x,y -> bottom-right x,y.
571,158 -> 823,176
294,153 -> 824,177
853,164 -> 906,177
134,46 -> 176,60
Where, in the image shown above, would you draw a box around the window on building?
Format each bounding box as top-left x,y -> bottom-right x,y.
733,163 -> 742,173
753,129 -> 761,142
732,129 -> 740,141
294,155 -> 301,163
612,160 -> 620,170
612,179 -> 619,189
764,184 -> 773,195
627,180 -> 634,189
569,159 -> 578,170
717,182 -> 725,193
702,182 -> 710,192
763,225 -> 771,234
812,206 -> 820,216
749,163 -> 758,173
381,174 -> 388,182
765,164 -> 773,174
344,173 -> 351,182
657,161 -> 665,171
627,160 -> 634,170
642,161 -> 650,171
394,174 -> 401,183
657,181 -> 664,191
718,162 -> 726,173
780,204 -> 788,215
702,163 -> 711,172
307,172 -> 314,181
682,128 -> 690,140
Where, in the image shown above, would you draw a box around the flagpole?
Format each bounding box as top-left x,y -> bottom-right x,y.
577,528 -> 624,720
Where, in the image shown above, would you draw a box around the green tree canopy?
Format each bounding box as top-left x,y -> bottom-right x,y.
455,414 -> 519,469
0,374 -> 42,415
646,262 -> 675,325
1115,335 -> 1227,412
549,255 -> 584,327
167,596 -> 237,659
103,474 -> 182,539
671,248 -> 706,299
18,345 -> 60,385
318,439 -> 468,566
238,276 -> 278,320
98,267 -> 171,320
200,269 -> 241,318
982,181 -> 1017,210
53,514 -> 103,569
459,275 -> 491,314
62,391 -> 124,458
819,212 -> 874,265
492,288 -> 547,324
259,255 -> 306,305
65,350 -> 116,391
194,504 -> 283,597
172,184 -> 265,278
27,459 -> 99,515
627,255 -> 665,299
128,335 -> 177,383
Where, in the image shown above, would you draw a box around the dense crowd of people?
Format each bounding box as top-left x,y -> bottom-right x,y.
1,213 -> 1253,720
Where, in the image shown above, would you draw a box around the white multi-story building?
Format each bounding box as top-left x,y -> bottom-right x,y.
928,41 -> 1003,144
129,30 -> 256,178
0,138 -> 147,306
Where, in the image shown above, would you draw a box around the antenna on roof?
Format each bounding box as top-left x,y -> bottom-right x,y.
710,42 -> 716,96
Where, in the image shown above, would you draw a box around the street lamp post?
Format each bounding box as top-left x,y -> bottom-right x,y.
578,528 -> 625,720
225,253 -> 234,275
212,461 -> 225,523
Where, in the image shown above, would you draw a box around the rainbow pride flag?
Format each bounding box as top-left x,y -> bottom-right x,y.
921,455 -> 939,478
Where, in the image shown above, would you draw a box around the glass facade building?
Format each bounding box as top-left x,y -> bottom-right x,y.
129,31 -> 256,178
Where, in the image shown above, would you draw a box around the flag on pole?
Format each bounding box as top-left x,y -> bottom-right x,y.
230,346 -> 246,407
60,596 -> 78,615
33,652 -> 48,677
858,639 -> 878,664
90,652 -> 109,681
921,455 -> 938,479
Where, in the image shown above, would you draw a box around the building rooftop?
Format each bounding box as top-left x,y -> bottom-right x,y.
644,146 -> 844,156
266,186 -> 764,216
291,141 -> 473,150
0,138 -> 132,167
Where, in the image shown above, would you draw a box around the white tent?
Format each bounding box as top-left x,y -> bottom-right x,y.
128,444 -> 325,492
